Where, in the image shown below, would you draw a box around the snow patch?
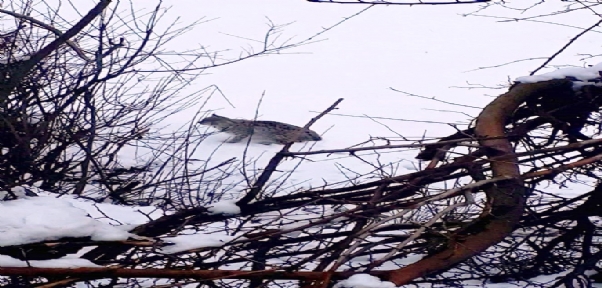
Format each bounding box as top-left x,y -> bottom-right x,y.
515,62 -> 602,89
334,274 -> 397,288
0,255 -> 100,268
207,200 -> 240,215
0,196 -> 134,246
160,233 -> 243,254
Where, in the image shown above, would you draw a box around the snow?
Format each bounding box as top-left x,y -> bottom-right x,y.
334,274 -> 396,288
516,62 -> 602,88
64,198 -> 159,226
160,232 -> 243,254
0,254 -> 100,268
0,195 -> 134,247
207,200 -> 241,215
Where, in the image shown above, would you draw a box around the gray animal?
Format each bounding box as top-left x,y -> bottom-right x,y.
198,114 -> 322,145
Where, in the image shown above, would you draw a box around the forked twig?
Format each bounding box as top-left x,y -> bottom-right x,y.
236,98 -> 344,206
0,8 -> 91,61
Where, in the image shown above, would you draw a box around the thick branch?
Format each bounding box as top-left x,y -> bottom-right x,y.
306,0 -> 490,5
0,267 -> 347,281
0,8 -> 91,61
0,0 -> 111,101
281,137 -> 472,157
385,79 -> 575,285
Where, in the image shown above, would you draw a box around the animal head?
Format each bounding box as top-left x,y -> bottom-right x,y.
198,114 -> 231,126
290,128 -> 322,142
306,129 -> 322,141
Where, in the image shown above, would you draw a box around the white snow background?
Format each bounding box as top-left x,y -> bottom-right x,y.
2,1 -> 602,287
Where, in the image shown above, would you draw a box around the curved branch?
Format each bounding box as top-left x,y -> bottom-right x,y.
0,0 -> 111,101
0,8 -> 91,61
384,79 -> 574,285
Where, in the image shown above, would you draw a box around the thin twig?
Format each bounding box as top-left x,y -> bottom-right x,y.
236,98 -> 344,206
0,8 -> 91,61
530,19 -> 602,75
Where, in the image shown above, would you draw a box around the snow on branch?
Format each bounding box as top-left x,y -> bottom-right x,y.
307,0 -> 490,5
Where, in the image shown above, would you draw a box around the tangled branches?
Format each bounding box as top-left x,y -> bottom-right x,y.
8,79 -> 597,287
1,0 -> 602,288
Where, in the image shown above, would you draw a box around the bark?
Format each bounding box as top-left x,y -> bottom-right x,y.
385,79 -> 574,285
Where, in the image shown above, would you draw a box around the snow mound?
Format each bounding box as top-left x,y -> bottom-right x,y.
0,196 -> 135,247
334,274 -> 397,288
516,63 -> 602,88
207,200 -> 240,215
0,255 -> 100,268
160,232 -> 243,254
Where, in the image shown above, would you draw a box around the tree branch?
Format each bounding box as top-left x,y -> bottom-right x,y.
236,98 -> 344,207
0,8 -> 91,61
385,79 -> 575,285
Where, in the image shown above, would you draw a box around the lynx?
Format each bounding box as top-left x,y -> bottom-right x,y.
198,114 -> 322,145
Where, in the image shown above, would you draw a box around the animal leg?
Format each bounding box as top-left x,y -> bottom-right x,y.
275,139 -> 291,145
225,134 -> 247,143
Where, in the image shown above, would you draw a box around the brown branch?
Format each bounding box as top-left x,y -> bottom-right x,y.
0,0 -> 111,101
0,8 -> 91,61
384,79 -> 575,285
280,137 -> 472,156
415,128 -> 475,160
0,267 -> 388,283
0,267 -> 347,281
524,152 -> 602,179
236,98 -> 344,206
